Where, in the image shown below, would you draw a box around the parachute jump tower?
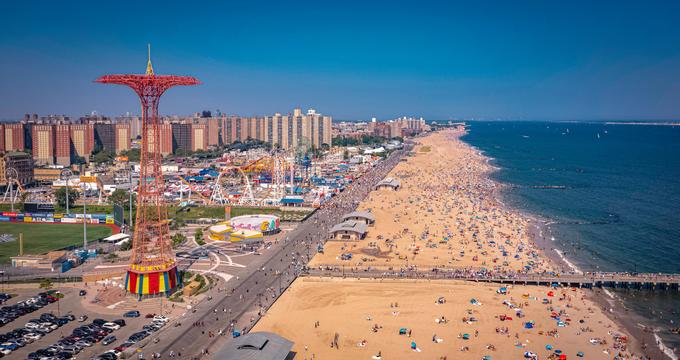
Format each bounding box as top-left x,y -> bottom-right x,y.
95,46 -> 200,298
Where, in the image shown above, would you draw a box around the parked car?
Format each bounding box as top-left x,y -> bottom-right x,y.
123,311 -> 140,318
102,335 -> 117,345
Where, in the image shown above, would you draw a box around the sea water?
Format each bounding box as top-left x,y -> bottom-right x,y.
461,121 -> 680,357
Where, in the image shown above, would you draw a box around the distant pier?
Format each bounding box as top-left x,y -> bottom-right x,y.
305,268 -> 680,291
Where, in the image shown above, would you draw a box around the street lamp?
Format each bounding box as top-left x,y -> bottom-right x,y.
82,180 -> 88,252
60,169 -> 73,215
128,165 -> 134,232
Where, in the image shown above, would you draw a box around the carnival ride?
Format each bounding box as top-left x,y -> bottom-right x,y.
2,168 -> 25,204
207,152 -> 312,206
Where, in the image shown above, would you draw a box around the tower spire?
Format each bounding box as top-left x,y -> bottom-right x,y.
146,43 -> 154,75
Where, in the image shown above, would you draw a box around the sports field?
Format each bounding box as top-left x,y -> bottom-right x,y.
0,222 -> 112,264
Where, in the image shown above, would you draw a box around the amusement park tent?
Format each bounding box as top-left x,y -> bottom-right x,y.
280,196 -> 304,205
101,233 -> 130,243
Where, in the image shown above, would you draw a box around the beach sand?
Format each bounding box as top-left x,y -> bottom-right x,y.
310,128 -> 551,274
254,129 -> 640,359
254,277 -> 632,359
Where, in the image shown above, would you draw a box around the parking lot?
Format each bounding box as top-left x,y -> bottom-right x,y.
3,287 -> 157,359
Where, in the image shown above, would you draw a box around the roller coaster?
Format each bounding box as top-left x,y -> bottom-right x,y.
174,151 -> 314,207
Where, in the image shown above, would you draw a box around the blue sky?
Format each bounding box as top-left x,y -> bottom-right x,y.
1,0 -> 679,121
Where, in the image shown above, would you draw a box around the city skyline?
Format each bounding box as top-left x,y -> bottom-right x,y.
1,1 -> 679,121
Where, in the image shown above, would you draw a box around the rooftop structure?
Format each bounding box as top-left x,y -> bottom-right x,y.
215,332 -> 294,360
375,177 -> 401,190
330,220 -> 368,240
342,211 -> 376,225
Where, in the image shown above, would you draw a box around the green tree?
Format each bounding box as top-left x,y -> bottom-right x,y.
172,233 -> 187,248
121,148 -> 141,162
39,278 -> 53,290
195,228 -> 205,245
110,188 -> 134,208
55,187 -> 80,209
119,240 -> 132,251
72,156 -> 87,165
92,149 -> 115,164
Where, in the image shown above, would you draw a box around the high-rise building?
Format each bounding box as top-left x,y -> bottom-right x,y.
171,123 -> 192,153
145,122 -> 173,157
31,125 -> 54,165
114,123 -> 131,153
191,123 -> 208,151
205,117 -> 219,146
4,124 -> 24,151
70,124 -> 94,162
54,124 -> 70,166
94,123 -> 116,152
0,125 -> 5,152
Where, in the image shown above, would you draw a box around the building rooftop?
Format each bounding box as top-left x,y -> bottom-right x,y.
330,220 -> 368,235
342,211 -> 376,222
214,332 -> 294,360
375,177 -> 401,189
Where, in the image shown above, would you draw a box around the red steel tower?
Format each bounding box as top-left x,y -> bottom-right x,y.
96,46 -> 200,298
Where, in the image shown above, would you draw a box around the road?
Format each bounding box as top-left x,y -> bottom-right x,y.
138,148 -> 409,359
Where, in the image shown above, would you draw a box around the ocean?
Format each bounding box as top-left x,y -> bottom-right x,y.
461,121 -> 680,357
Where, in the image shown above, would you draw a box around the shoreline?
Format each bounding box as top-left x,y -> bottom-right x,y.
256,128 -> 668,360
459,131 -> 671,360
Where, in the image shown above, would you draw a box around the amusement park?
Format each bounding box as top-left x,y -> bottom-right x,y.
0,46 -> 409,360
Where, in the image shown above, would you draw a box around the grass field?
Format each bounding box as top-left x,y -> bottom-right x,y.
0,203 -> 312,223
0,223 -> 113,264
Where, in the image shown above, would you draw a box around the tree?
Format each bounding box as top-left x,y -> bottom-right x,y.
72,156 -> 87,165
55,187 -> 80,209
119,240 -> 132,251
195,228 -> 205,245
172,233 -> 187,248
121,148 -> 141,162
110,189 -> 134,208
39,278 -> 53,290
92,149 -> 115,164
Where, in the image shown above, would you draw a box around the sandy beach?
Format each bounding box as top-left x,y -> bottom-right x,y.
254,129 -> 642,359
311,128 -> 552,274
254,277 -> 635,360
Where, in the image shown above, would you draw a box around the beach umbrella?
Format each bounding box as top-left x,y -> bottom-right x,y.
524,322 -> 534,329
524,351 -> 537,358
554,349 -> 562,354
546,344 -> 553,350
559,355 -> 567,360
577,352 -> 584,357
483,356 -> 492,360
462,333 -> 470,340
411,341 -> 417,350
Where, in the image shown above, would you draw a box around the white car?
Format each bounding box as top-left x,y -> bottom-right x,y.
23,333 -> 42,342
0,348 -> 11,355
104,349 -> 121,358
25,322 -> 40,329
102,322 -> 121,331
152,315 -> 169,323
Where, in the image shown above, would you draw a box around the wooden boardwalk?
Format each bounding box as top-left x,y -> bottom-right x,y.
304,268 -> 680,290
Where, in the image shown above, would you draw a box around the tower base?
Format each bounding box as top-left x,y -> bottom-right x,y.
124,265 -> 180,298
